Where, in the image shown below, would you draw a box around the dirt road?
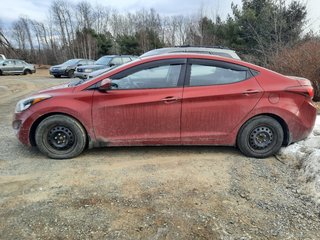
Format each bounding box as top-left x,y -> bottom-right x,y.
1,70 -> 320,239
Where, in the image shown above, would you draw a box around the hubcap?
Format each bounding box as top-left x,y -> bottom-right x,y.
249,126 -> 274,150
47,126 -> 75,150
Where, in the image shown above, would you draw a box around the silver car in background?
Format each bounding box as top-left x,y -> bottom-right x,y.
0,59 -> 36,75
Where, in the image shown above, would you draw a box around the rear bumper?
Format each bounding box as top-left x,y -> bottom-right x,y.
289,100 -> 317,143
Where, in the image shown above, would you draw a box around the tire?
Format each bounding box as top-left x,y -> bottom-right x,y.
0,70 -> 2,76
24,69 -> 32,75
35,115 -> 87,159
67,70 -> 75,78
54,75 -> 61,78
237,116 -> 284,158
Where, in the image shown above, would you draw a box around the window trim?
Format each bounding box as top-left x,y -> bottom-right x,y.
185,59 -> 254,87
108,59 -> 187,90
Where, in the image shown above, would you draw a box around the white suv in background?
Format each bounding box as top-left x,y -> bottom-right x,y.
140,46 -> 241,60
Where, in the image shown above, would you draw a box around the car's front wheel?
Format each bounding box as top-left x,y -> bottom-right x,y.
23,69 -> 31,75
237,116 -> 284,158
67,70 -> 75,78
35,115 -> 87,159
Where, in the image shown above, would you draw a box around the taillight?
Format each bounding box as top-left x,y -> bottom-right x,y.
307,87 -> 314,99
286,85 -> 314,99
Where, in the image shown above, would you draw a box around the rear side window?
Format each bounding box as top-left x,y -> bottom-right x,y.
188,60 -> 252,86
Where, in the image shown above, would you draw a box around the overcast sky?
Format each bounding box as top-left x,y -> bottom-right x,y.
1,0 -> 319,33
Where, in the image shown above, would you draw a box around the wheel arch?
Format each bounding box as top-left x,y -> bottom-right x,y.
29,112 -> 91,148
237,113 -> 290,147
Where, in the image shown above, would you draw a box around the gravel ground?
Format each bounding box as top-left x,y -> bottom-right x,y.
0,70 -> 320,240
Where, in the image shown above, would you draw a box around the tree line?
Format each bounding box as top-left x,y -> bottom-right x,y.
0,0 -> 310,66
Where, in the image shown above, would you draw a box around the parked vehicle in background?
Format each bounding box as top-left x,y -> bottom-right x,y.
49,59 -> 94,78
0,59 -> 35,76
75,55 -> 137,79
13,53 -> 316,159
0,54 -> 6,60
86,67 -> 117,79
140,46 -> 241,60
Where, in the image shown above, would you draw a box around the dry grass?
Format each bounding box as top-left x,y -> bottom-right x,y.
269,40 -> 320,101
314,102 -> 320,111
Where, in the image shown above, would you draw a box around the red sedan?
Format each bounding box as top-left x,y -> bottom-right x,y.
13,54 -> 317,159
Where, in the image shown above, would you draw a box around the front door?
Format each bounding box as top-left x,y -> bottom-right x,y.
92,59 -> 186,146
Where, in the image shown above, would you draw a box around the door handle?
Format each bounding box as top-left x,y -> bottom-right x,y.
161,96 -> 180,104
242,89 -> 261,95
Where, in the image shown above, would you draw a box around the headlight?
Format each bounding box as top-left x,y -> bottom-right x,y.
84,69 -> 93,73
15,94 -> 52,113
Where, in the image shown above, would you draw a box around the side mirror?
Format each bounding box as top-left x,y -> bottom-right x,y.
2,63 -> 6,66
99,78 -> 112,91
109,63 -> 115,67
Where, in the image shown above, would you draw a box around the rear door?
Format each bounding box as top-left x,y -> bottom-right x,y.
14,60 -> 25,73
181,59 -> 263,144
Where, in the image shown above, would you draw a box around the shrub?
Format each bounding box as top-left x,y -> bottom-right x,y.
269,40 -> 320,101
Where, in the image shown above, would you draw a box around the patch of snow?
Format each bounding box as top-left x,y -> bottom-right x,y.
278,115 -> 320,202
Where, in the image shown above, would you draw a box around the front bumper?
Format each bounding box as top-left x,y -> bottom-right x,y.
74,72 -> 89,79
12,110 -> 35,146
50,69 -> 67,76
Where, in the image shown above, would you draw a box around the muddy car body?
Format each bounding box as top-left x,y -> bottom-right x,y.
13,54 -> 317,159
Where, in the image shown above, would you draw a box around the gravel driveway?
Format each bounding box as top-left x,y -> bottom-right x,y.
0,70 -> 320,239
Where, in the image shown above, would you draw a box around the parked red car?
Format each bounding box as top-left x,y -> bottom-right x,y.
13,54 -> 317,159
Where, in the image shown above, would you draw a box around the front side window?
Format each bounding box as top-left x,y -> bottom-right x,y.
190,64 -> 250,86
4,60 -> 14,65
110,57 -> 123,65
122,57 -> 132,63
111,64 -> 182,90
96,57 -> 112,65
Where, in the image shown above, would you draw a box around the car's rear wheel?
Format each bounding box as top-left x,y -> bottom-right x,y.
35,115 -> 87,159
54,75 -> 61,78
237,116 -> 284,158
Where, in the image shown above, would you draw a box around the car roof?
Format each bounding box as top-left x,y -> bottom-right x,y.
99,55 -> 136,58
140,47 -> 240,60
4,59 -> 26,61
142,53 -> 246,66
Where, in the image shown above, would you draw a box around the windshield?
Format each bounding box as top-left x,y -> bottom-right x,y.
95,57 -> 112,65
62,59 -> 79,66
140,49 -> 168,58
69,58 -> 142,87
